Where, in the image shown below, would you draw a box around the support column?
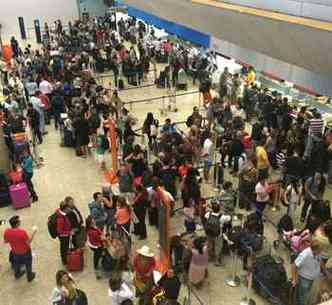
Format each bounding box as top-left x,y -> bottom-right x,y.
0,131 -> 10,173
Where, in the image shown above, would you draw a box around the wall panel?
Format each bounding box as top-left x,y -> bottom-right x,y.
0,0 -> 79,42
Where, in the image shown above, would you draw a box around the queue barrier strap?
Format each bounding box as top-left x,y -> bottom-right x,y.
123,90 -> 200,105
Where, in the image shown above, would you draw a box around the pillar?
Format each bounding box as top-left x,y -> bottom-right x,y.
0,131 -> 10,173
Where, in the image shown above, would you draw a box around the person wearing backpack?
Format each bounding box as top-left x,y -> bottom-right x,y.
204,202 -> 231,266
301,173 -> 326,223
56,201 -> 73,265
65,196 -> 84,249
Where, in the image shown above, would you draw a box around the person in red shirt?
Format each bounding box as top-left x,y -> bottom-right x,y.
114,196 -> 131,233
56,201 -> 73,265
3,215 -> 37,281
36,91 -> 51,125
133,246 -> 156,305
86,215 -> 104,279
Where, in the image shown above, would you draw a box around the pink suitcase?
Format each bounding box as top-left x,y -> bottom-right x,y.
9,183 -> 31,209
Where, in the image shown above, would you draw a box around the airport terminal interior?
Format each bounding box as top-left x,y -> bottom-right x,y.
1,1 -> 332,305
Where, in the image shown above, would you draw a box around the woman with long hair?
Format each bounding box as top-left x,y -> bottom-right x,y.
142,112 -> 154,146
114,196 -> 131,234
282,180 -> 301,221
188,237 -> 208,288
50,270 -> 88,305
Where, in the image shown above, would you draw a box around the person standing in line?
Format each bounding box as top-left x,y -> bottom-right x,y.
27,102 -> 43,145
65,196 -> 84,249
291,241 -> 327,305
21,149 -> 38,202
30,91 -> 46,135
56,201 -> 73,265
188,237 -> 209,288
88,192 -> 108,230
255,175 -> 272,234
3,215 -> 37,282
205,202 -> 231,266
301,172 -> 326,223
86,216 -> 104,279
108,277 -> 134,305
158,268 -> 182,305
255,138 -> 270,179
202,132 -> 214,182
132,184 -> 148,240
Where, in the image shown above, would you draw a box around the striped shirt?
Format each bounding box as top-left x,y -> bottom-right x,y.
276,152 -> 285,169
309,118 -> 324,136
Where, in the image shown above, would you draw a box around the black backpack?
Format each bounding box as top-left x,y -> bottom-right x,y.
277,214 -> 293,233
251,123 -> 262,141
100,135 -> 109,150
47,213 -> 58,239
205,213 -> 221,237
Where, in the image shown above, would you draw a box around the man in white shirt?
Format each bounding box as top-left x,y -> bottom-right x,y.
30,92 -> 46,134
292,241 -> 326,305
202,132 -> 214,181
108,278 -> 134,305
8,74 -> 24,93
39,78 -> 53,96
205,202 -> 231,266
3,95 -> 19,113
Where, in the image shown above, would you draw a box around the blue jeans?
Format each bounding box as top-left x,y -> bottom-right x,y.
11,250 -> 33,280
297,276 -> 313,305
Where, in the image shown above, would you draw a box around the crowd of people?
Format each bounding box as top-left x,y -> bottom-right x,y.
1,12 -> 332,305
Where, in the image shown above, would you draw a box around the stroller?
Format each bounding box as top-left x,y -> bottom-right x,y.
273,214 -> 311,261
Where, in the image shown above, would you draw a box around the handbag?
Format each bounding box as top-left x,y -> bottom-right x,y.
74,289 -> 88,305
131,211 -> 139,224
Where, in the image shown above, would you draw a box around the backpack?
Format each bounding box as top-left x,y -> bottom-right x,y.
205,213 -> 221,237
277,214 -> 293,233
100,135 -> 109,150
47,213 -> 58,239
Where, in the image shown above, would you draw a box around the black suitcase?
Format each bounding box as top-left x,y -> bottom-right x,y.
0,190 -> 11,207
118,79 -> 124,90
253,255 -> 289,305
64,129 -> 74,147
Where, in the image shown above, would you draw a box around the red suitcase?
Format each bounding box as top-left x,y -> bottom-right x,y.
9,183 -> 31,209
66,248 -> 84,272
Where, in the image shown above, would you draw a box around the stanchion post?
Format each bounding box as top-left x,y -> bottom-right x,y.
225,234 -> 241,287
198,91 -> 202,109
161,96 -> 166,116
240,271 -> 256,305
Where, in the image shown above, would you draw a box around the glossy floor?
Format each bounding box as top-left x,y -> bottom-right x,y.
0,73 -> 309,305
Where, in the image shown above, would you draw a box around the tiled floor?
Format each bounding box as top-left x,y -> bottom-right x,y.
0,71 -> 309,305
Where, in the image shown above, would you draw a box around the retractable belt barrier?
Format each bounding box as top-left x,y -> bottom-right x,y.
123,90 -> 200,115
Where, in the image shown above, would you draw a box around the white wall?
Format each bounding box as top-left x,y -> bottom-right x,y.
0,0 -> 79,43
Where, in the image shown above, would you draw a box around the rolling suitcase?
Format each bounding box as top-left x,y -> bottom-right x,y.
64,129 -> 74,147
9,183 -> 31,209
14,141 -> 29,161
118,79 -> 124,90
67,248 -> 84,272
0,190 -> 11,207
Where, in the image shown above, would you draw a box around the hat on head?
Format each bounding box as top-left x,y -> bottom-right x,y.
137,245 -> 154,257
